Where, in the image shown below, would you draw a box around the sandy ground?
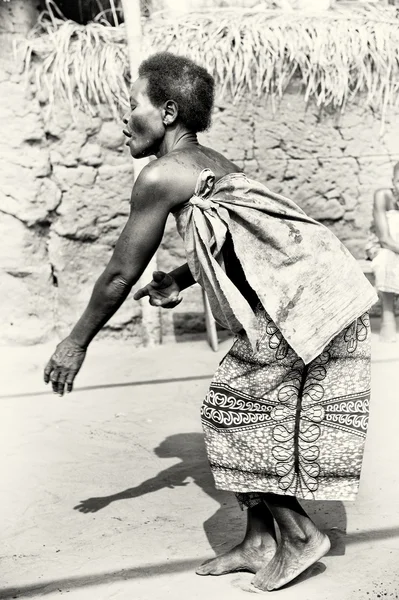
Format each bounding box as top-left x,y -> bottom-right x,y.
1,320 -> 399,600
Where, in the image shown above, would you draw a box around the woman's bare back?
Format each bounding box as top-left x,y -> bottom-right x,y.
151,144 -> 242,210
152,145 -> 260,310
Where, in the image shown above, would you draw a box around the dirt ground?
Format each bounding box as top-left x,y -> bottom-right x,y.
1,320 -> 399,600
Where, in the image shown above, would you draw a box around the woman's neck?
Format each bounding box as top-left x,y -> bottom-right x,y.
156,129 -> 199,158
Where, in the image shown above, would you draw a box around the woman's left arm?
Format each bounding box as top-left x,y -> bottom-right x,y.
44,165 -> 170,395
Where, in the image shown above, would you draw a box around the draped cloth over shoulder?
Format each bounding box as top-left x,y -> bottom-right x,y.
173,169 -> 378,364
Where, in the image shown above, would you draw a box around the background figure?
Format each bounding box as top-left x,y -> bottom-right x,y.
367,163 -> 399,342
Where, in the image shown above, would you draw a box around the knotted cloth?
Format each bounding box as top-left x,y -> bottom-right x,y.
173,169 -> 378,364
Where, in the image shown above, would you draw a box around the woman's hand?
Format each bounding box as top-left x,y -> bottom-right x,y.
134,271 -> 182,308
44,337 -> 87,396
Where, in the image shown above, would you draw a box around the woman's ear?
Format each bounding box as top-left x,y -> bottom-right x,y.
162,100 -> 178,126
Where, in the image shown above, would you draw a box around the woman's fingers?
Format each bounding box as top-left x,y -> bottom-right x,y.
133,285 -> 149,300
134,272 -> 178,304
159,296 -> 183,309
44,359 -> 53,384
57,380 -> 65,397
44,361 -> 76,396
149,297 -> 161,306
149,295 -> 182,308
50,368 -> 60,394
51,369 -> 77,396
134,272 -> 180,307
44,338 -> 86,397
152,271 -> 165,283
66,372 -> 76,394
57,371 -> 69,397
134,273 -> 170,301
152,271 -> 172,286
134,283 -> 171,302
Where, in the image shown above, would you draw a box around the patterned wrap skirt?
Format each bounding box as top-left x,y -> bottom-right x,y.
201,307 -> 371,502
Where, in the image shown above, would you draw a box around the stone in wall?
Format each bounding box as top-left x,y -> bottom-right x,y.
0,213 -> 56,344
204,103 -> 254,166
98,120 -> 126,150
52,163 -> 133,241
79,143 -> 103,167
0,62 -> 59,345
0,75 -> 61,226
48,232 -> 143,342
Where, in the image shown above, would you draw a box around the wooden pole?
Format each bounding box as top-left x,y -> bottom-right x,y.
120,0 -> 161,346
120,0 -> 142,72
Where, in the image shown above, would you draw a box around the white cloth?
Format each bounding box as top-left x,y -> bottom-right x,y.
173,169 -> 378,364
372,210 -> 399,294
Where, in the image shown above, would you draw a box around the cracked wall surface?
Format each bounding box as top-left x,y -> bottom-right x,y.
2,62 -> 399,345
0,57 -> 144,345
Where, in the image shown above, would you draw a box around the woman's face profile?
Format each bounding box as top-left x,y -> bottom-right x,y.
123,77 -> 165,159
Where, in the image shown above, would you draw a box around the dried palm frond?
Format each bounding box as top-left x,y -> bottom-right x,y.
24,4 -> 129,116
23,2 -> 399,121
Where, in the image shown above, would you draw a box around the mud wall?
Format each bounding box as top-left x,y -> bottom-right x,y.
1,65 -> 398,345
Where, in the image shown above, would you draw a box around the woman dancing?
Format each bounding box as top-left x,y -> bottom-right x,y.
44,52 -> 377,591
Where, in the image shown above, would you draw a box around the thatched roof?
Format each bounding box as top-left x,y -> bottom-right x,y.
23,2 -> 399,120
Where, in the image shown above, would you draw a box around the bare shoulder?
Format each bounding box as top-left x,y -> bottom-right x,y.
373,188 -> 392,211
131,156 -> 201,212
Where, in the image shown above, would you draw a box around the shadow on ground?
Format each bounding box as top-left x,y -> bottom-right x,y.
3,433 -> 399,599
74,433 -> 348,556
2,523 -> 399,600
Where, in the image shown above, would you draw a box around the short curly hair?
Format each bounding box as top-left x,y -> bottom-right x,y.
138,52 -> 215,133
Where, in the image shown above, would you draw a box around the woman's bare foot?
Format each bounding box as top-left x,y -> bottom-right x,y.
196,538 -> 276,576
250,493 -> 331,591
197,500 -> 277,576
252,525 -> 330,591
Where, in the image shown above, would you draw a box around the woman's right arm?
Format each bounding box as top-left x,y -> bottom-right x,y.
169,263 -> 195,291
373,190 -> 399,254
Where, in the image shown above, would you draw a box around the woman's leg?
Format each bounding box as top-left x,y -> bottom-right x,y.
380,291 -> 397,342
196,496 -> 277,576
252,493 -> 330,591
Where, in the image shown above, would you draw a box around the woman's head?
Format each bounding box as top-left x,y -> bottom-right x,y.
139,53 -> 214,132
123,52 -> 214,158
